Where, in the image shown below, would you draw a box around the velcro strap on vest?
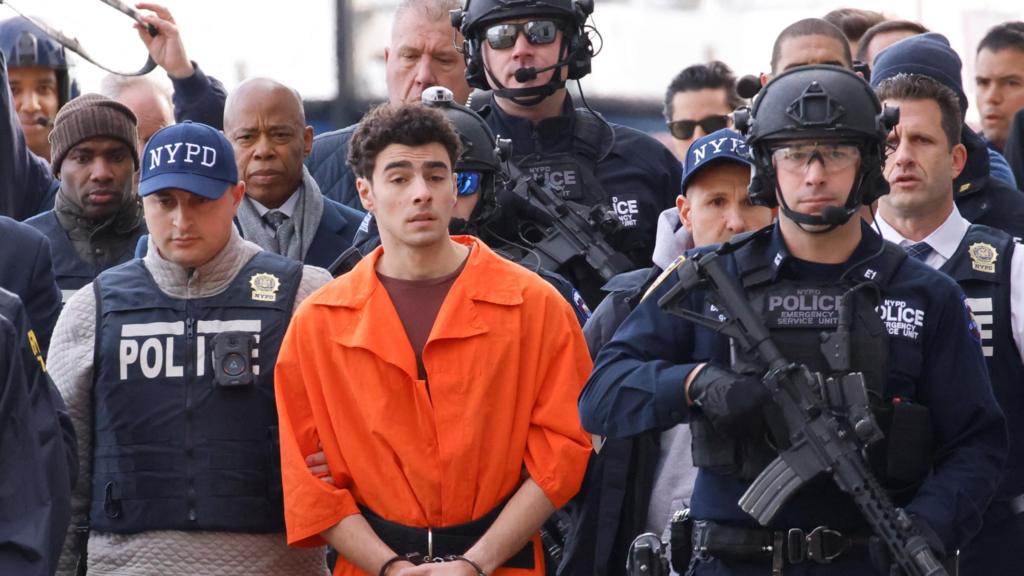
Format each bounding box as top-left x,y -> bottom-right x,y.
360,504 -> 535,569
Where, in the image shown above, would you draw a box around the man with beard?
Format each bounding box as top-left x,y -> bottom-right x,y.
24,94 -> 144,303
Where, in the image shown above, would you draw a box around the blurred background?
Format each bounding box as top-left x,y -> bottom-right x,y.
9,0 -> 1022,138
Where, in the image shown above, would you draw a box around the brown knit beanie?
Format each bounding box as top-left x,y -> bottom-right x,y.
48,93 -> 140,176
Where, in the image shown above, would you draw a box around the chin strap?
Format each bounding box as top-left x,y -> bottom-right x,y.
481,38 -> 571,108
775,172 -> 867,234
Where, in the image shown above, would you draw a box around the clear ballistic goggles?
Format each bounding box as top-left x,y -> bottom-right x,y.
770,142 -> 861,174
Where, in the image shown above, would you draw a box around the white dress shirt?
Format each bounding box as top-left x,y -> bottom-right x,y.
248,190 -> 299,218
876,205 -> 1024,361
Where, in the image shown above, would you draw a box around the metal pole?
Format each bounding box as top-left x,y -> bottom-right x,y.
334,0 -> 356,128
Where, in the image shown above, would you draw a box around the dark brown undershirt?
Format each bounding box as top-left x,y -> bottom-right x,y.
377,256 -> 468,379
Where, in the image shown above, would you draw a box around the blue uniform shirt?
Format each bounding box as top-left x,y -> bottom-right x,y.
579,221 -> 1007,553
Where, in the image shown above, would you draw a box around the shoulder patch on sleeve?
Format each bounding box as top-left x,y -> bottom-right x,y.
962,295 -> 983,346
572,289 -> 592,319
641,255 -> 686,303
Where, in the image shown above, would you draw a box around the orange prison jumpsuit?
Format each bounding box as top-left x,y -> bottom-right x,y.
275,236 -> 593,575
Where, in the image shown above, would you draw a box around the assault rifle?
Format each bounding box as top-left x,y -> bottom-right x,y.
656,241 -> 947,576
503,160 -> 633,282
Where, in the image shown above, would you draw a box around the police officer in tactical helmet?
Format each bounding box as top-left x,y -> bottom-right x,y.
580,65 -> 1006,575
451,0 -> 682,289
424,87 -> 503,234
0,17 -> 75,162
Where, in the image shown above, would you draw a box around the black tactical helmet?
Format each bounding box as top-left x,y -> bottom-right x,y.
422,86 -> 505,229
0,17 -> 76,107
423,85 -> 502,173
733,65 -> 899,228
451,0 -> 595,103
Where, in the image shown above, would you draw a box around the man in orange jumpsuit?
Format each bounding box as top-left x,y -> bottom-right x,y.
274,102 -> 592,576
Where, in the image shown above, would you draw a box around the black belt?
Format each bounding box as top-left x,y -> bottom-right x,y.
359,504 -> 535,570
693,521 -> 870,569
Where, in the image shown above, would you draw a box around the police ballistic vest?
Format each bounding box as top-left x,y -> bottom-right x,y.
29,211 -> 100,302
514,109 -> 612,206
691,231 -> 930,489
90,252 -> 302,534
940,225 -> 1024,499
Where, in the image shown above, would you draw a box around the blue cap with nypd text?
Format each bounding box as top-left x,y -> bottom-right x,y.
680,128 -> 754,195
139,121 -> 238,199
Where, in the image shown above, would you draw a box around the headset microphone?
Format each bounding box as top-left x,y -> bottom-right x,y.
514,62 -> 559,83
35,116 -> 53,128
820,205 -> 850,226
513,44 -> 584,83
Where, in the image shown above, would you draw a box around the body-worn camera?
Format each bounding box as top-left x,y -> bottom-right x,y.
211,331 -> 255,387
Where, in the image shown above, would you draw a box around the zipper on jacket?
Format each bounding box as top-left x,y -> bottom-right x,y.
184,270 -> 197,523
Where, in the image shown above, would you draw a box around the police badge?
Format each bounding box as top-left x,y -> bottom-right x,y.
250,272 -> 281,302
968,242 -> 998,274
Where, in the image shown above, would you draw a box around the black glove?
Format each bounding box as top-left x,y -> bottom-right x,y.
688,364 -> 771,437
497,177 -> 555,227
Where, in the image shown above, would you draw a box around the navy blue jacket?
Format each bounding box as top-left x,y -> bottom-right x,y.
300,196 -> 365,269
0,216 -> 61,354
1,53 -> 227,221
579,222 -> 1007,554
169,61 -> 227,131
1006,108 -> 1024,192
956,128 -> 1024,238
0,289 -> 75,576
305,123 -> 360,209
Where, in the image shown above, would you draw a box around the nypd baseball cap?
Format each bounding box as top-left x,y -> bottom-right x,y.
680,128 -> 754,195
139,121 -> 238,199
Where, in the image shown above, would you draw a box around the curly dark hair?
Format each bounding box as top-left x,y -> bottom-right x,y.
347,103 -> 461,180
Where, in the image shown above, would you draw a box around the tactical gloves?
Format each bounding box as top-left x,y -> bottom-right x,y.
688,364 -> 770,437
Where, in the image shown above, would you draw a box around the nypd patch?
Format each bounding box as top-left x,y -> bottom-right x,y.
250,272 -> 281,302
968,242 -> 998,274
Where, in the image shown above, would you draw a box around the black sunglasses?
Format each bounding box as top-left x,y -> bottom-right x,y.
484,20 -> 561,50
667,114 -> 731,140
